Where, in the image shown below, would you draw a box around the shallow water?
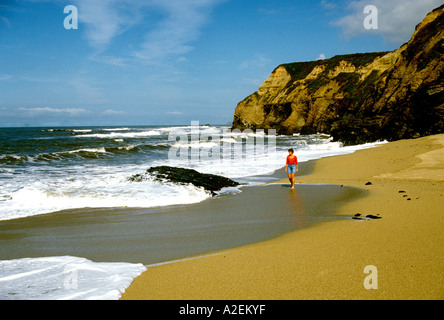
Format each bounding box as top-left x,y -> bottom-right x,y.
0,125 -> 382,221
0,182 -> 363,265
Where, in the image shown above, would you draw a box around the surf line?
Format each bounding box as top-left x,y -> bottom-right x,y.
144,250 -> 236,268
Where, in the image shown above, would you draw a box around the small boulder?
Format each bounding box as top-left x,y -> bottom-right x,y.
129,166 -> 240,195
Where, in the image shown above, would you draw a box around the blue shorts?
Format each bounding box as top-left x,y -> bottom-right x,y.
287,164 -> 297,174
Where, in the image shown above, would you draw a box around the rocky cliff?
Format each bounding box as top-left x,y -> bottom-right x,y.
232,5 -> 444,145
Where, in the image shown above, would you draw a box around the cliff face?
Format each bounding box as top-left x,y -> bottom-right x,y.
232,5 -> 444,145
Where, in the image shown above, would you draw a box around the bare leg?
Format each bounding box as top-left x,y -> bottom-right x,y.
288,173 -> 295,189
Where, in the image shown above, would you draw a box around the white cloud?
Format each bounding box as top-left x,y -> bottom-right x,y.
19,107 -> 90,116
0,74 -> 12,81
320,0 -> 337,11
102,109 -> 126,115
332,0 -> 443,44
132,0 -> 225,64
317,53 -> 326,60
71,0 -> 225,65
72,0 -> 144,51
0,74 -> 59,83
8,107 -> 127,120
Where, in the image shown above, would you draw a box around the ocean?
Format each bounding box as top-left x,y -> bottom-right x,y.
0,124 -> 384,299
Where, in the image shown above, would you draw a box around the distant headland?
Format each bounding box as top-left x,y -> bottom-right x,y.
232,5 -> 444,145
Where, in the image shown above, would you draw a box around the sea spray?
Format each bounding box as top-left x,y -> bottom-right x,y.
0,256 -> 146,300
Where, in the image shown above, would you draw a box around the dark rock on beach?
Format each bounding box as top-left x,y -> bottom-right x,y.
365,214 -> 382,220
352,213 -> 382,220
129,166 -> 240,195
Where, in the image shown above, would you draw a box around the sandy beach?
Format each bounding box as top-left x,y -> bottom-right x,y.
121,134 -> 444,300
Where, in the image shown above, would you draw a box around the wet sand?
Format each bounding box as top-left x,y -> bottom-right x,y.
121,134 -> 444,300
0,163 -> 361,266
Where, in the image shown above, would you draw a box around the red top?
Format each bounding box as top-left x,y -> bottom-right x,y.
286,155 -> 298,165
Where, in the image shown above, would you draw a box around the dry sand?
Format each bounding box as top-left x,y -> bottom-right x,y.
121,134 -> 444,300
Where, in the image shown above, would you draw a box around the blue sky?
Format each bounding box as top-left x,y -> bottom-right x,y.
0,0 -> 441,127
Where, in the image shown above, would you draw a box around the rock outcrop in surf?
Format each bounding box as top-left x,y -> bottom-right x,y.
128,166 -> 240,195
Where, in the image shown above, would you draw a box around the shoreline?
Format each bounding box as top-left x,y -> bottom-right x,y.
121,134 -> 444,300
0,159 -> 355,265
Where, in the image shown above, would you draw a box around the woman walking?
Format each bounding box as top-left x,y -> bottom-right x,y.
285,148 -> 298,190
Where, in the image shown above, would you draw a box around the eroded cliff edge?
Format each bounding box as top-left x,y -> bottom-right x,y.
232,5 -> 444,145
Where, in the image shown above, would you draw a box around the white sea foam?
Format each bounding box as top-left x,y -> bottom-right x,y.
102,128 -> 130,131
77,130 -> 164,139
0,167 -> 211,221
64,148 -> 108,154
164,128 -> 387,179
21,148 -> 110,163
0,256 -> 146,300
117,144 -> 138,151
